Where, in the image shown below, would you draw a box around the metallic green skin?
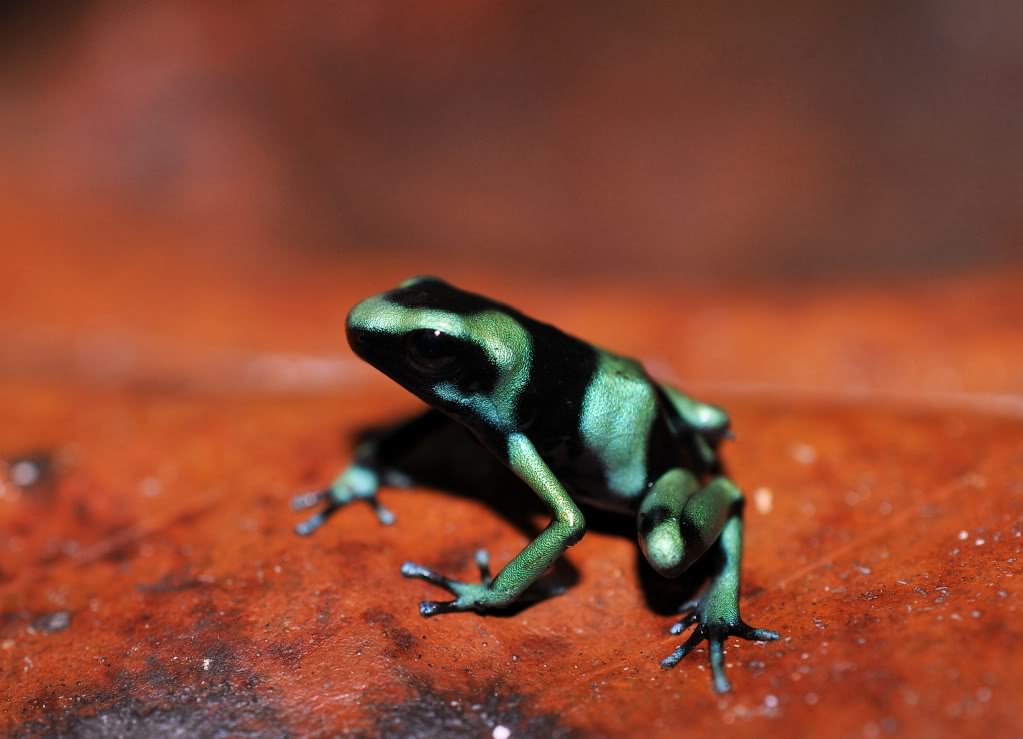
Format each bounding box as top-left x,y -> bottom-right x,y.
292,277 -> 778,693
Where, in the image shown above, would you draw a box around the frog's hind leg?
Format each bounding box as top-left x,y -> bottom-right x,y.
639,473 -> 779,693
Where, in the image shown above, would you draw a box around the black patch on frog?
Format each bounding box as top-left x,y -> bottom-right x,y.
639,505 -> 673,537
515,321 -> 598,452
387,279 -> 518,318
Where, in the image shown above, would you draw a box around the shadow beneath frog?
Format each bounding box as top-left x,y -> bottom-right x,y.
346,419 -> 580,613
635,541 -> 721,616
341,417 -> 723,618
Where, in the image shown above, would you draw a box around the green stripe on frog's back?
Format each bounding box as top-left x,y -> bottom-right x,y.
579,350 -> 657,498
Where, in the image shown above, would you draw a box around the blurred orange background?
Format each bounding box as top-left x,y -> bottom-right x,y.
2,1 -> 1021,397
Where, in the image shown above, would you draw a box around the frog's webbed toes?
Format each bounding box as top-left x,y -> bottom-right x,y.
401,549 -> 495,616
661,616 -> 779,693
290,481 -> 395,535
292,491 -> 342,536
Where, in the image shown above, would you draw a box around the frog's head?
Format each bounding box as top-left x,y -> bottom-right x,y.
346,277 -> 531,427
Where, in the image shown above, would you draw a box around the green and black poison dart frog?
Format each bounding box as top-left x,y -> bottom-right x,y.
292,276 -> 778,693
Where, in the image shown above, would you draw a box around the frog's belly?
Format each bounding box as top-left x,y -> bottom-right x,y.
558,461 -> 647,515
571,486 -> 642,515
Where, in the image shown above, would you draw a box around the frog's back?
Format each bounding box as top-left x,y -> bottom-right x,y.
519,334 -> 690,513
374,278 -> 702,513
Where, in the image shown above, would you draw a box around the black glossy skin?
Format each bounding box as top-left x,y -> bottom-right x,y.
346,278 -> 721,512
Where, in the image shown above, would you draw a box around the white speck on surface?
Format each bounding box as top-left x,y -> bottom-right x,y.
790,442 -> 817,465
493,725 -> 512,739
11,460 -> 40,487
203,658 -> 211,670
764,694 -> 779,709
958,530 -> 968,541
975,538 -> 985,546
753,487 -> 773,514
139,476 -> 162,497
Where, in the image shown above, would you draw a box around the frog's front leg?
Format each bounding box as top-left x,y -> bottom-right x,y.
291,409 -> 448,535
639,472 -> 779,693
401,432 -> 585,615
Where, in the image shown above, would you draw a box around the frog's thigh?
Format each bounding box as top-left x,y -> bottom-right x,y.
638,471 -> 741,578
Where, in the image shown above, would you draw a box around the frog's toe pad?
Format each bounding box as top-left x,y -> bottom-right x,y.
291,490 -> 327,511
669,610 -> 699,635
734,624 -> 780,642
400,561 -> 453,589
419,600 -> 463,617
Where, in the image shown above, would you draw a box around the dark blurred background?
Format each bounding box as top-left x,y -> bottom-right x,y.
2,1 -> 1021,279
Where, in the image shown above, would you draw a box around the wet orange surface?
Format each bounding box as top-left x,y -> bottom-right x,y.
2,3 -> 1023,736
1,228 -> 1022,737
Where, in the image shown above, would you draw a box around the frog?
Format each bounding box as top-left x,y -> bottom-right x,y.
291,276 -> 779,693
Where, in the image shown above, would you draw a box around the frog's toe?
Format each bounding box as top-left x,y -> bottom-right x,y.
732,623 -> 780,642
662,616 -> 779,693
294,501 -> 341,536
675,597 -> 700,615
473,548 -> 493,585
401,557 -> 502,616
661,623 -> 734,692
400,561 -> 456,591
418,599 -> 467,617
291,489 -> 328,511
669,610 -> 699,635
660,623 -> 707,670
368,496 -> 396,525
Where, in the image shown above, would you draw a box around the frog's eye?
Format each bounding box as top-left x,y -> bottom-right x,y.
405,329 -> 460,376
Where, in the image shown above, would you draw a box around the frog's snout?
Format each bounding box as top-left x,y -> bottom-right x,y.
345,315 -> 372,359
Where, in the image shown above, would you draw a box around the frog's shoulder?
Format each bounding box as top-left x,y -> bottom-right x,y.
580,348 -> 661,420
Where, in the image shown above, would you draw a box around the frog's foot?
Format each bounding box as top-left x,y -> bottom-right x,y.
660,591 -> 779,693
291,465 -> 394,536
401,549 -> 503,616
